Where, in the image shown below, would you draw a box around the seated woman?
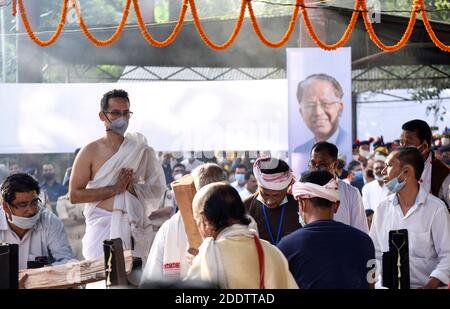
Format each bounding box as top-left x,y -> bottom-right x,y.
186,182 -> 298,289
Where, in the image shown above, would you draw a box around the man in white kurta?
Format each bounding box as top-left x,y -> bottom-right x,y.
362,160 -> 390,212
140,163 -> 226,283
310,142 -> 369,234
370,148 -> 450,288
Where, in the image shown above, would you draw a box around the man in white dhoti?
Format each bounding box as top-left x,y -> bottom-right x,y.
69,89 -> 166,262
186,183 -> 298,289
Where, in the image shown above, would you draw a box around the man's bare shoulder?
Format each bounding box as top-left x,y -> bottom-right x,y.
76,139 -> 104,162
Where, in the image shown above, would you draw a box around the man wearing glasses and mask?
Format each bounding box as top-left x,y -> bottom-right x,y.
69,89 -> 166,264
0,173 -> 75,269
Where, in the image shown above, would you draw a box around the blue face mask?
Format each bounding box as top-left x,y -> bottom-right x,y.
353,170 -> 364,180
235,173 -> 245,184
385,170 -> 407,193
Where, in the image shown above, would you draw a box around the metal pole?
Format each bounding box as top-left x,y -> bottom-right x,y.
1,6 -> 6,82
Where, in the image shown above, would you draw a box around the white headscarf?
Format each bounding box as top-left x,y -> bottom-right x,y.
292,178 -> 340,202
253,157 -> 293,190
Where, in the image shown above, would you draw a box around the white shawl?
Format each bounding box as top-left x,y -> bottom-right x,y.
82,132 -> 166,260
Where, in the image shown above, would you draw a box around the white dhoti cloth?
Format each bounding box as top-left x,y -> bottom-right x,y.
82,132 -> 166,261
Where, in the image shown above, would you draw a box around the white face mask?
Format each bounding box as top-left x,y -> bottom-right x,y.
173,173 -> 183,180
6,206 -> 41,229
359,149 -> 371,159
374,174 -> 384,182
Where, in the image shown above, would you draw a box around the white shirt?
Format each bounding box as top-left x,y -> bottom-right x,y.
180,158 -> 203,172
362,180 -> 391,212
239,188 -> 253,201
231,180 -> 246,193
335,179 -> 369,234
0,208 -> 76,269
419,153 -> 433,193
369,187 -> 450,288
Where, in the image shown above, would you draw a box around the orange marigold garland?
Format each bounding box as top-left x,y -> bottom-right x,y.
10,0 -> 450,52
12,0 -> 17,16
300,0 -> 359,50
247,0 -> 300,48
18,0 -> 68,47
133,0 -> 187,47
419,2 -> 450,52
189,0 -> 246,50
361,0 -> 418,52
71,0 -> 131,46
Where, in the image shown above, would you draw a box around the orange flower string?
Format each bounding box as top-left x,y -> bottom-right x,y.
419,2 -> 450,52
12,0 -> 16,16
71,0 -> 131,46
10,0 -> 450,52
361,0 -> 418,52
300,0 -> 359,50
18,0 -> 68,47
247,0 -> 300,48
132,0 -> 187,47
189,0 -> 246,51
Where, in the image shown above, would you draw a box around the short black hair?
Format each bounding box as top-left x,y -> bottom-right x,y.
202,184 -> 251,231
299,171 -> 335,208
311,141 -> 338,161
172,163 -> 186,171
100,89 -> 130,111
236,164 -> 247,171
401,119 -> 432,147
259,158 -> 290,174
365,209 -> 374,217
244,170 -> 254,181
1,173 -> 40,204
347,160 -> 362,173
395,147 -> 425,181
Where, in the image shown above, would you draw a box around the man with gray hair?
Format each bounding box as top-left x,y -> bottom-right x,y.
140,163 -> 226,283
293,74 -> 350,173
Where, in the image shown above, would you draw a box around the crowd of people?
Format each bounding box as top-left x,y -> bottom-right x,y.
0,89 -> 449,289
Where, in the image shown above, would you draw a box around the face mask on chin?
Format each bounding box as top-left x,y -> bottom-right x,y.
385,170 -> 407,193
6,206 -> 41,230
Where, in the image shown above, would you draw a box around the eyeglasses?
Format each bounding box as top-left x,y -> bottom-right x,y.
301,101 -> 340,111
9,198 -> 42,210
103,110 -> 133,119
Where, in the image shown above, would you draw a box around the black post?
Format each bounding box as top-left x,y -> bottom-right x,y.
103,238 -> 127,288
0,243 -> 19,289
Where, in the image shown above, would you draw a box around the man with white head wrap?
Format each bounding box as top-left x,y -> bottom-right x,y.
243,157 -> 301,245
278,170 -> 376,289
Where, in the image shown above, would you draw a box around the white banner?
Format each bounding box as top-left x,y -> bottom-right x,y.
0,81 -> 288,153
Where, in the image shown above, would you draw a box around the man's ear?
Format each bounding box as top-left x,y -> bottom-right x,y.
338,102 -> 344,117
333,201 -> 340,214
